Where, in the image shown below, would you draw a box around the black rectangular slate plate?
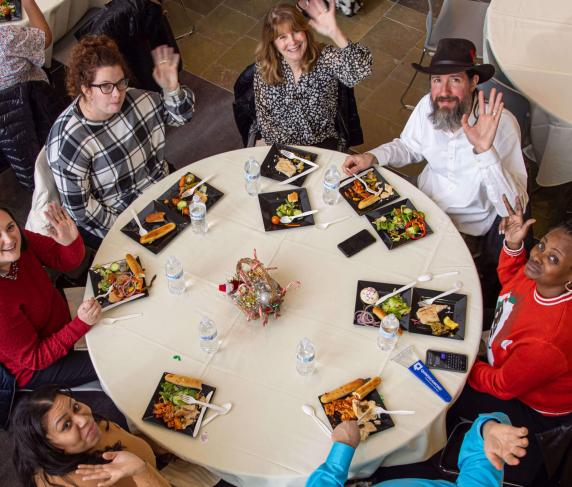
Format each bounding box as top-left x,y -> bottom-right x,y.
142,372 -> 216,437
258,188 -> 315,231
260,144 -> 318,187
365,199 -> 433,250
339,167 -> 400,216
408,287 -> 467,340
353,280 -> 412,329
89,256 -> 148,312
319,378 -> 394,438
120,200 -> 188,254
158,172 -> 224,213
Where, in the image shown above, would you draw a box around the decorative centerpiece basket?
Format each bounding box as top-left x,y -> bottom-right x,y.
219,250 -> 299,325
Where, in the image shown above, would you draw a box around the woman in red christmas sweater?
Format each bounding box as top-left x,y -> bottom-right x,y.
0,204 -> 101,391
447,196 -> 572,486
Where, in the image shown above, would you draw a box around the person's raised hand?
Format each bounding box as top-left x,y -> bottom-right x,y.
76,451 -> 146,486
342,153 -> 376,176
77,298 -> 101,326
44,203 -> 79,247
151,45 -> 180,93
299,0 -> 348,47
482,420 -> 528,470
501,194 -> 535,250
332,420 -> 360,449
462,88 -> 503,154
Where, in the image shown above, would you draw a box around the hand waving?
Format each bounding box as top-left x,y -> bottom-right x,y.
483,420 -> 528,470
298,0 -> 348,47
76,451 -> 146,486
462,88 -> 503,154
44,203 -> 79,247
501,194 -> 535,250
152,45 -> 180,93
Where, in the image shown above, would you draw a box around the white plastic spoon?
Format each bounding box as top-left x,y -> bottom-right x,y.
316,215 -> 351,230
201,402 -> 233,428
302,404 -> 332,437
98,313 -> 142,326
374,271 -> 459,306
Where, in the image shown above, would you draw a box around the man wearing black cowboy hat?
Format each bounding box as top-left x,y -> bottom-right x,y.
343,38 -> 528,310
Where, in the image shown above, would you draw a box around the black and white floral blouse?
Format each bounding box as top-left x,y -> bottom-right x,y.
254,42 -> 372,146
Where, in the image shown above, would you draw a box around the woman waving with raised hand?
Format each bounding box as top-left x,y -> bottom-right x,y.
254,1 -> 372,149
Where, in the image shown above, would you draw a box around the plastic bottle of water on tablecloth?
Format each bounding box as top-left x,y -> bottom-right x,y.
377,313 -> 399,351
322,164 -> 340,205
296,337 -> 316,376
189,194 -> 207,234
244,156 -> 261,196
199,316 -> 218,354
165,256 -> 185,295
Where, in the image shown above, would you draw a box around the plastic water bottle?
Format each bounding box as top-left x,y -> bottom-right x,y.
296,337 -> 316,376
189,194 -> 207,234
165,256 -> 185,295
322,164 -> 341,205
244,156 -> 261,196
199,317 -> 218,354
377,314 -> 400,351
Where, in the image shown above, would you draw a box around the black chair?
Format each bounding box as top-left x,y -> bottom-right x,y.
232,63 -> 364,151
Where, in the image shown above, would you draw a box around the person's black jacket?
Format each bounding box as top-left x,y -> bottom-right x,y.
232,63 -> 364,149
76,0 -> 180,92
0,364 -> 15,429
0,80 -> 65,191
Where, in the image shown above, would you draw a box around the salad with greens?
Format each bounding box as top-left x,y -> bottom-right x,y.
381,294 -> 411,319
159,381 -> 199,406
373,205 -> 427,242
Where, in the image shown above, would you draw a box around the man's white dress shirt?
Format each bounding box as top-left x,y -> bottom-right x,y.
368,94 -> 528,236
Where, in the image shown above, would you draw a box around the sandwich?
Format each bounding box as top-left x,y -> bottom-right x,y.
145,211 -> 166,223
139,222 -> 176,245
352,376 -> 381,400
164,373 -> 202,390
320,378 -> 365,404
358,194 -> 381,210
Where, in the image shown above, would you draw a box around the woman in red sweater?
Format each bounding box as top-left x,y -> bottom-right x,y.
447,196 -> 572,486
0,204 -> 101,391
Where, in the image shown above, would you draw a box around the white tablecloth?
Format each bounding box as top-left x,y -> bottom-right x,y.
13,0 -> 107,64
486,0 -> 572,125
86,147 -> 482,487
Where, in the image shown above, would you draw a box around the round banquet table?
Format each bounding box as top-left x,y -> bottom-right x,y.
486,0 -> 572,125
11,0 -> 108,65
86,147 -> 482,487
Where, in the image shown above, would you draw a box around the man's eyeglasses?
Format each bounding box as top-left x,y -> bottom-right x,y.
90,78 -> 129,94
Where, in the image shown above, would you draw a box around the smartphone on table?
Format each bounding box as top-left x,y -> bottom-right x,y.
426,350 -> 468,373
337,229 -> 376,257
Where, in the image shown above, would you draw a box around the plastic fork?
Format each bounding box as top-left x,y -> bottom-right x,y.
176,394 -> 228,413
353,172 -> 381,195
357,406 -> 416,422
130,208 -> 147,237
417,281 -> 463,307
316,215 -> 351,230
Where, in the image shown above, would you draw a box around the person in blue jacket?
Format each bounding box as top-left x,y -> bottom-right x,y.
307,412 -> 528,487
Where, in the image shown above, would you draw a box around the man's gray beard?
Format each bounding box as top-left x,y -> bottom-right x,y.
429,94 -> 473,132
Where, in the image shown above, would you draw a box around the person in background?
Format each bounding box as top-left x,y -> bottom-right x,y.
342,38 -> 528,312
254,1 -> 372,149
47,35 -> 195,249
0,0 -> 64,191
0,204 -> 100,393
307,416 -> 528,486
447,198 -> 572,486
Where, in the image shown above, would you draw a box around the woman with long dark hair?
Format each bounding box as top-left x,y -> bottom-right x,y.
254,1 -> 372,148
11,385 -> 169,486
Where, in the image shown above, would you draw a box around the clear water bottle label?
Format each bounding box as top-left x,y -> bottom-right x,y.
200,331 -> 218,341
297,352 -> 315,364
379,329 -> 396,339
167,269 -> 183,280
323,180 -> 339,191
245,172 -> 259,181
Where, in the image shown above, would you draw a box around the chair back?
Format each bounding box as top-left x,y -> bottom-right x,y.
233,64 -> 258,147
335,83 -> 363,150
25,147 -> 60,236
479,78 -> 531,146
425,0 -> 490,57
0,363 -> 16,430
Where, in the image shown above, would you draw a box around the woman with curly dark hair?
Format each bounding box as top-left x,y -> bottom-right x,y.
11,385 -> 170,487
46,35 -> 195,249
254,1 -> 372,148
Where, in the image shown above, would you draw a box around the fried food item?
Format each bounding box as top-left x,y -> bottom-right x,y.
287,192 -> 299,203
145,211 -> 165,223
352,377 -> 381,400
358,194 -> 381,210
324,397 -> 356,421
164,373 -> 202,390
352,399 -> 377,422
275,157 -> 297,177
372,306 -> 387,321
126,254 -> 144,279
320,378 -> 365,404
139,222 -> 176,245
416,304 -> 448,324
359,421 -> 377,441
443,316 -> 459,331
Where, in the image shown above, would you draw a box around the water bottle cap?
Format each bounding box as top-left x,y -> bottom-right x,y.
192,194 -> 200,202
